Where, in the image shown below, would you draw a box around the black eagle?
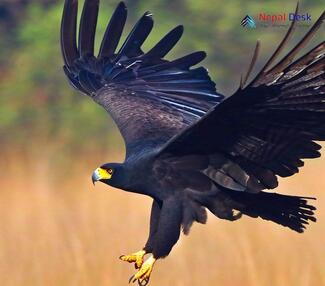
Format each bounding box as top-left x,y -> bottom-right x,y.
61,0 -> 324,284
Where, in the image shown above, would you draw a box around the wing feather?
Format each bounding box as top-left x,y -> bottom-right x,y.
79,0 -> 99,57
159,9 -> 325,193
98,2 -> 127,59
60,0 -> 223,157
117,11 -> 153,57
146,25 -> 184,58
60,0 -> 79,69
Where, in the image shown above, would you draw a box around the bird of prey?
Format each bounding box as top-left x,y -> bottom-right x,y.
61,0 -> 324,284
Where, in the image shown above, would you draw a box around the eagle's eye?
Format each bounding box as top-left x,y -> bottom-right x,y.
107,168 -> 113,175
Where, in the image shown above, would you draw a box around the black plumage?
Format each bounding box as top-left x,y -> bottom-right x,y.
61,0 -> 324,284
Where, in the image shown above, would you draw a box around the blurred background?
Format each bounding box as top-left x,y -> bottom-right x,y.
0,0 -> 324,285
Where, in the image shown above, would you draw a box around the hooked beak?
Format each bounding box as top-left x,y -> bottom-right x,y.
92,167 -> 112,185
92,169 -> 100,185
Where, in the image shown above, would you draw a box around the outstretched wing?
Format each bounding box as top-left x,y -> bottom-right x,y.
159,9 -> 325,192
61,0 -> 223,157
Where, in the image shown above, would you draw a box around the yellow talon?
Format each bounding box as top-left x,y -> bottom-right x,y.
119,250 -> 146,269
131,255 -> 156,285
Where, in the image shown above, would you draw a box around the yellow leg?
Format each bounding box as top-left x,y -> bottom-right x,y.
130,255 -> 156,286
119,250 -> 146,269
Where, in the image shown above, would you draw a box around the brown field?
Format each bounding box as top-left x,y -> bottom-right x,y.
1,150 -> 325,286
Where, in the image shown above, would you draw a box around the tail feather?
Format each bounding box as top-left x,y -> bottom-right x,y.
228,191 -> 316,233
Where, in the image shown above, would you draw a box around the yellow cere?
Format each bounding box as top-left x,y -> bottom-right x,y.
97,167 -> 113,180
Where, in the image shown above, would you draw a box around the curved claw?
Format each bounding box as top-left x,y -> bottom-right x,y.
130,255 -> 156,286
138,277 -> 150,286
128,275 -> 149,286
128,274 -> 135,284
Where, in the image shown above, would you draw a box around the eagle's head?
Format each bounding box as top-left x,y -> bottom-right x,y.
92,163 -> 126,189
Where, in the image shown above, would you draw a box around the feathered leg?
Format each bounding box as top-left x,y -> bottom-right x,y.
130,197 -> 182,285
143,200 -> 162,253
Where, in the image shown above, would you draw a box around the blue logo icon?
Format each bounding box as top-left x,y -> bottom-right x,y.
241,15 -> 256,28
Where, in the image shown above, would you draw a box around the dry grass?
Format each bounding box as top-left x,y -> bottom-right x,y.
1,150 -> 325,286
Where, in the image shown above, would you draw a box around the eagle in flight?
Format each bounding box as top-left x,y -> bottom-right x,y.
61,0 -> 324,284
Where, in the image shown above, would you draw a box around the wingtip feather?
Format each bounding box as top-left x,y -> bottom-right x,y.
98,0 -> 128,59
79,0 -> 100,57
117,10 -> 154,57
146,25 -> 184,59
61,0 -> 79,68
